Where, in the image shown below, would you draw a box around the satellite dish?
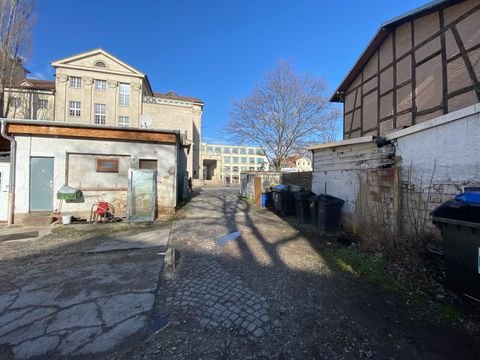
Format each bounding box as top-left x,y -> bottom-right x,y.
140,114 -> 152,128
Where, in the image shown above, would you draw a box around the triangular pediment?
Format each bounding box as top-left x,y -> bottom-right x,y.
51,49 -> 144,76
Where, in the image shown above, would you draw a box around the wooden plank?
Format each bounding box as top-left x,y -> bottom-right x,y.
313,144 -> 394,161
440,9 -> 448,115
314,158 -> 395,172
313,151 -> 395,167
254,177 -> 262,207
7,124 -> 177,144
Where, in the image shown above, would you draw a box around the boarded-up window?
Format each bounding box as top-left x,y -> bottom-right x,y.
96,158 -> 119,173
139,159 -> 158,170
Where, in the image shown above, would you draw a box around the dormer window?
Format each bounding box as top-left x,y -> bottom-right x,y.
94,61 -> 106,68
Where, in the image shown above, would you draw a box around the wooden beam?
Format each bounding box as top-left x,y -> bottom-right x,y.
451,25 -> 480,102
440,9 -> 448,115
6,124 -> 177,144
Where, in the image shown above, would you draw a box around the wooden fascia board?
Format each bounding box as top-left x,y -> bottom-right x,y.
7,124 -> 177,144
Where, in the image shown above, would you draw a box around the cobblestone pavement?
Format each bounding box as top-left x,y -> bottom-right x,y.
119,188 -> 480,360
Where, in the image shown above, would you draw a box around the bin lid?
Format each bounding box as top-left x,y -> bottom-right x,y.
288,184 -> 304,192
431,199 -> 480,223
316,194 -> 345,205
455,191 -> 480,204
272,184 -> 289,192
294,191 -> 315,200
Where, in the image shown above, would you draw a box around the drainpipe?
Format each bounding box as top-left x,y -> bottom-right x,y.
0,120 -> 15,225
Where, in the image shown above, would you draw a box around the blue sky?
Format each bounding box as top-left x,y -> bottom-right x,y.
29,0 -> 427,144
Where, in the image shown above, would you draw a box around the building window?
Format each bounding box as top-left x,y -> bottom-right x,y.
11,97 -> 21,107
38,99 -> 48,109
249,158 -> 255,164
233,166 -> 239,173
240,148 -> 246,155
232,148 -> 238,154
256,149 -> 264,155
69,76 -> 82,88
241,157 -> 247,164
224,166 -> 230,173
224,147 -> 230,154
241,166 -> 247,171
249,167 -> 255,171
94,61 -> 107,68
207,146 -> 213,154
95,79 -> 107,91
256,157 -> 264,164
69,101 -> 81,117
96,158 -> 119,173
233,157 -> 239,164
248,148 -> 254,155
118,116 -> 129,127
94,103 -> 106,124
224,156 -> 231,163
215,147 -> 221,154
139,159 -> 157,170
119,83 -> 130,106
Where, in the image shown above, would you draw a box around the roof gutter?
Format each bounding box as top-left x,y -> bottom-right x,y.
0,120 -> 16,225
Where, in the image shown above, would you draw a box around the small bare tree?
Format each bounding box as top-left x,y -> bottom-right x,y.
0,0 -> 35,118
226,60 -> 339,170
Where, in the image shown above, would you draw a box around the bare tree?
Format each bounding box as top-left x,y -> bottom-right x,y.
0,0 -> 35,118
226,60 -> 339,170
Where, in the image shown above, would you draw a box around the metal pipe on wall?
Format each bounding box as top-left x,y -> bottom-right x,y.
0,119 -> 16,225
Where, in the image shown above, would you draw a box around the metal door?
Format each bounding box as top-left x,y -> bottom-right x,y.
0,162 -> 9,221
30,157 -> 54,211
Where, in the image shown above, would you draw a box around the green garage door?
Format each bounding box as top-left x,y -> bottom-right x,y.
30,157 -> 54,211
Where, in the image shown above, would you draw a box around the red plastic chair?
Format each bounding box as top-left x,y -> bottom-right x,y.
89,201 -> 115,223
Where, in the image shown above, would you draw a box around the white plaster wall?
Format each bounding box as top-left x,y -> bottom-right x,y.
14,136 -> 177,216
311,169 -> 359,217
394,111 -> 480,186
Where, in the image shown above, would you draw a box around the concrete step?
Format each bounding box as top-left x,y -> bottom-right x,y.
17,212 -> 54,226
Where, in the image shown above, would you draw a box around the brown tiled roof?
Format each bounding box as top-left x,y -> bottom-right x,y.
154,91 -> 203,104
18,78 -> 55,91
